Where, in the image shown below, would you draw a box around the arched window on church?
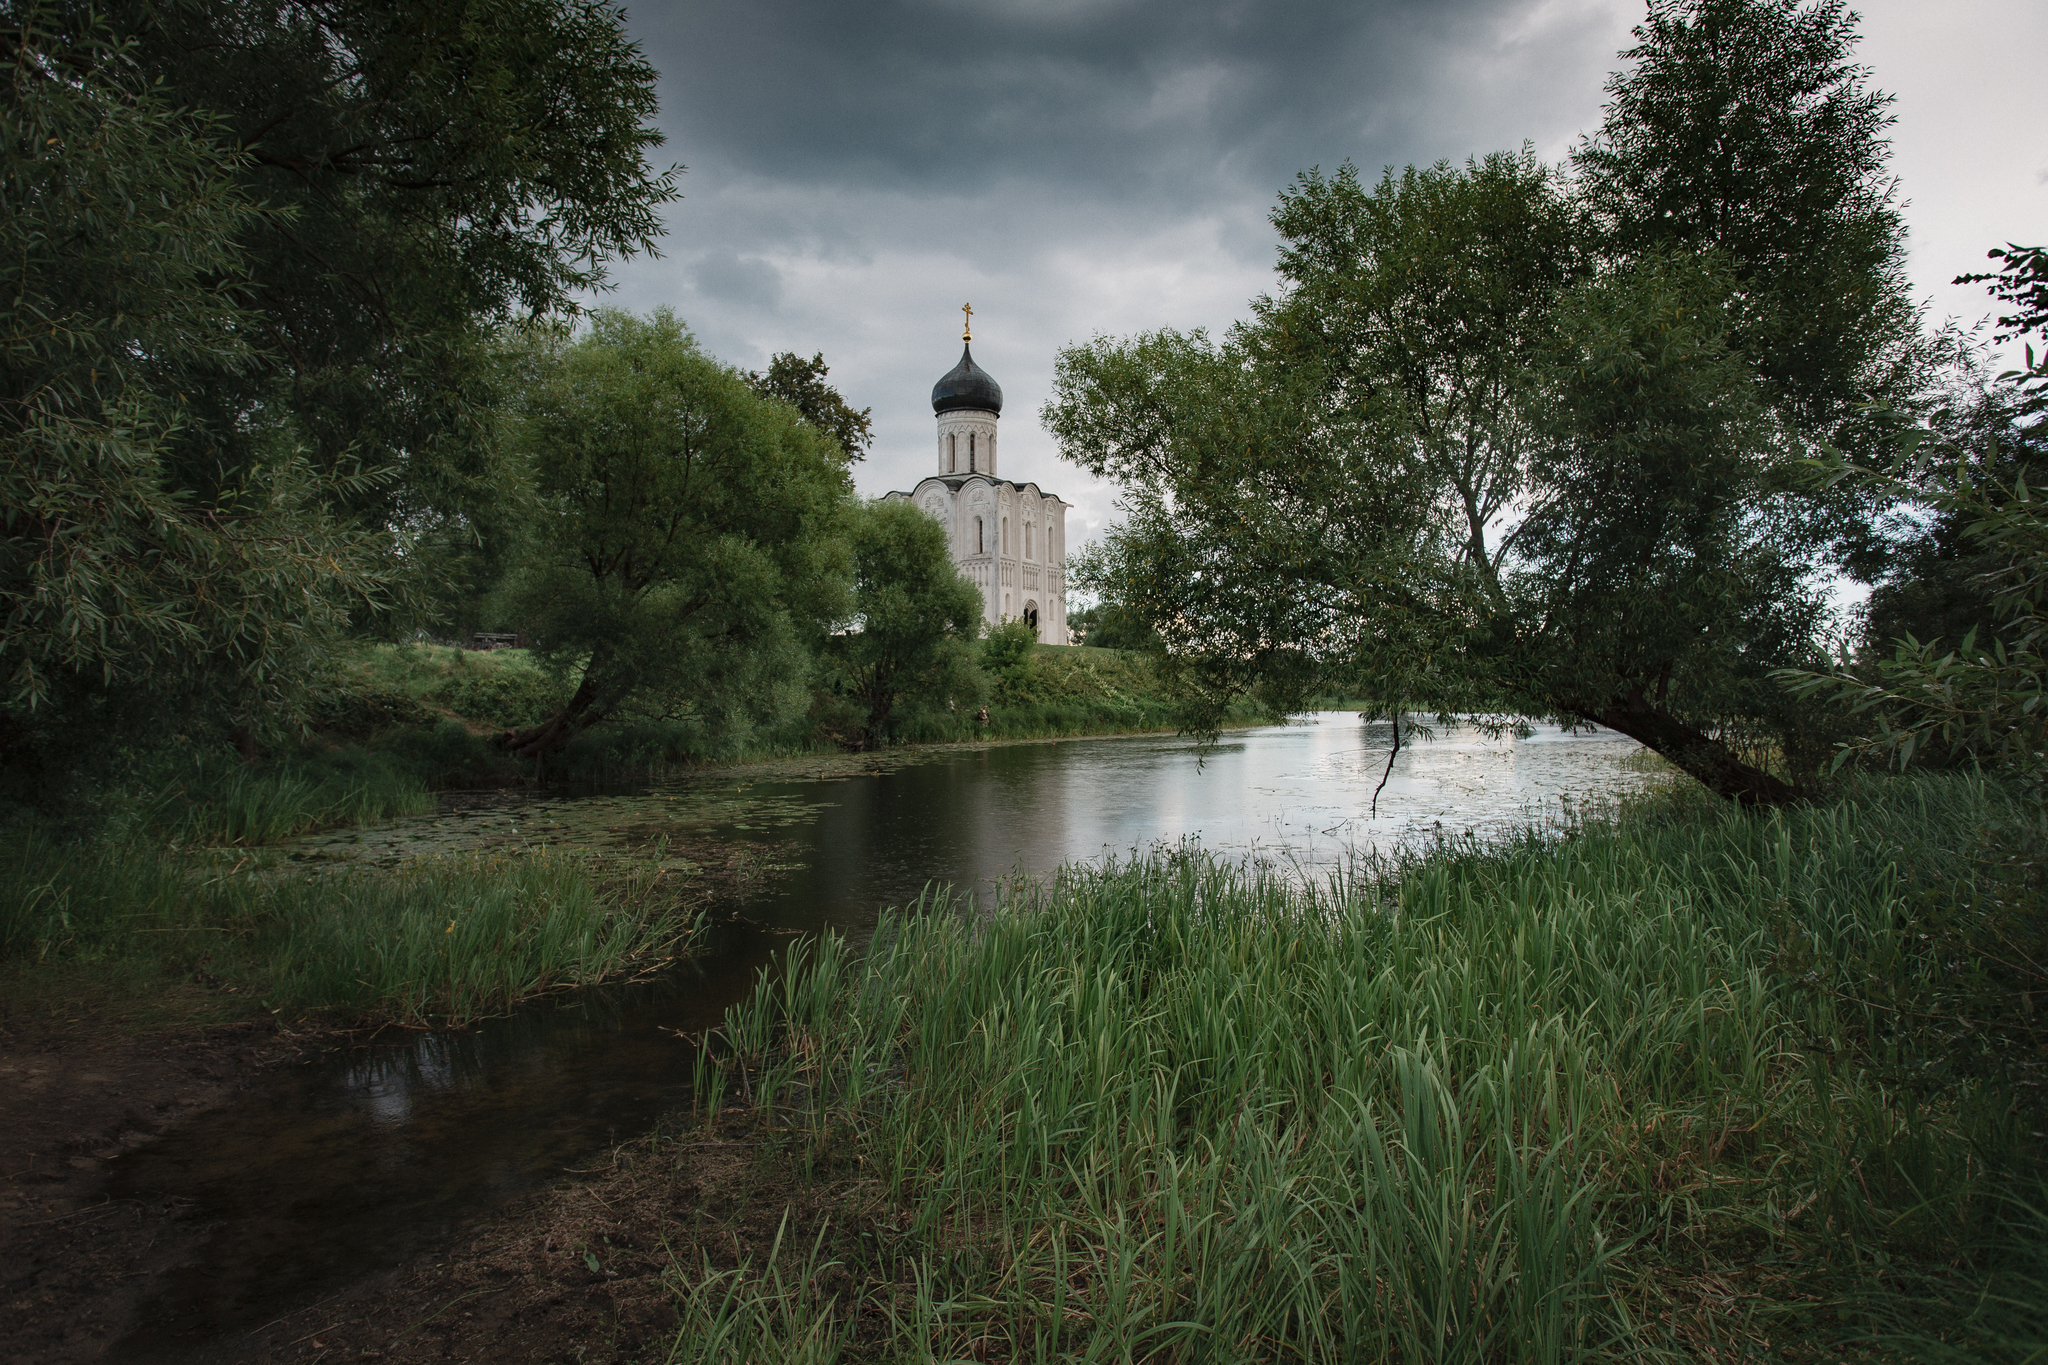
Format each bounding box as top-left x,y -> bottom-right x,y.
1002,517 -> 1008,555
948,433 -> 956,472
968,432 -> 976,473
1025,524 -> 1033,560
975,517 -> 984,555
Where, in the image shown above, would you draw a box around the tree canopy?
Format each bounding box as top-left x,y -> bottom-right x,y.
748,352 -> 875,463
1048,0 -> 1922,803
0,13 -> 398,759
1573,0 -> 1917,441
822,500 -> 983,747
1,0 -> 679,770
97,0 -> 681,524
495,311 -> 854,760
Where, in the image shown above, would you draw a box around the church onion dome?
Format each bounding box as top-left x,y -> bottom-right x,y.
931,343 -> 1003,414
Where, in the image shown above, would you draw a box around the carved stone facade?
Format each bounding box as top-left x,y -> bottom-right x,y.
883,339 -> 1070,644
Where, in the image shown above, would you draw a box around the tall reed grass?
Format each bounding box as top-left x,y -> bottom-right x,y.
1,830 -> 692,1024
143,748 -> 437,845
671,775 -> 2042,1363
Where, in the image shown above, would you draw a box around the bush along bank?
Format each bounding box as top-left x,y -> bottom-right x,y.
668,774 -> 2045,1363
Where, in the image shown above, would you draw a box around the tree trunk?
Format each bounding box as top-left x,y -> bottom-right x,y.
1564,692 -> 1802,806
496,672 -> 610,761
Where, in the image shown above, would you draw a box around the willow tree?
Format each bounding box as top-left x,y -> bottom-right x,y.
494,311 -> 853,760
1,14 -> 399,770
1049,0 -> 1918,804
89,0 -> 682,529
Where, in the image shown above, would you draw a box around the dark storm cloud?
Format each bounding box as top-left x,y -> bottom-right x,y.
693,251 -> 784,309
609,0 -> 1642,540
631,0 -> 1566,205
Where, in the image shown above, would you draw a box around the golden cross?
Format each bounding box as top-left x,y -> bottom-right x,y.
961,302 -> 973,342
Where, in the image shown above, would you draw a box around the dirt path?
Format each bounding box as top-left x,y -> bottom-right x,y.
4,1016 -> 831,1365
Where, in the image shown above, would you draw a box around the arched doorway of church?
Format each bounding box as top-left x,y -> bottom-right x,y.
1023,602 -> 1039,640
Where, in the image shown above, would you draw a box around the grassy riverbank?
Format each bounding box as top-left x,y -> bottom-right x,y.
87,641 -> 1222,841
0,640 -> 1229,1038
0,831 -> 692,1029
668,775 -> 2045,1363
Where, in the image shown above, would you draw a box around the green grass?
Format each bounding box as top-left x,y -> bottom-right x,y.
1,829 -> 694,1025
670,775 -> 2045,1363
340,641 -> 565,716
890,644 -> 1267,744
138,747 -> 439,846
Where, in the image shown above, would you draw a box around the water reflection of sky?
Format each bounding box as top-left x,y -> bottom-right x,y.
1057,714 -> 1647,869
739,713 -> 1653,935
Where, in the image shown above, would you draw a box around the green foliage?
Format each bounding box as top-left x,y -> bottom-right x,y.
370,719 -> 525,789
746,352 -> 875,462
1572,0 -> 1919,442
142,748 -> 436,846
3,0 -> 681,793
1859,370 -> 2040,657
497,310 -> 855,757
1959,244 -> 2048,415
96,0 -> 679,533
1789,458 -> 2046,787
1785,245 -> 2048,792
1068,602 -> 1160,652
822,500 -> 982,746
979,619 -> 1040,703
685,775 -> 2042,1361
881,645 -> 1207,744
0,11 -> 400,741
432,666 -> 567,730
1267,151 -> 1583,595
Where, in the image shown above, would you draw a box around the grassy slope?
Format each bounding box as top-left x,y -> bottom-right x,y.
896,643 -> 1265,744
672,775 -> 2044,1363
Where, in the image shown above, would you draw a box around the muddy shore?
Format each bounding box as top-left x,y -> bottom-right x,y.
1,1010 -> 308,1362
0,1007 -> 827,1364
0,732 -> 1210,1363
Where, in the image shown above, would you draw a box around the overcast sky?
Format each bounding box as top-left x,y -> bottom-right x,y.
605,0 -> 2048,551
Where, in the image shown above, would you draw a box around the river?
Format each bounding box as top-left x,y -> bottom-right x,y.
102,713 -> 1653,1352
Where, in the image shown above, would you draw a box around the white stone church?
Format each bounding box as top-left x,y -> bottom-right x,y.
883,320 -> 1069,644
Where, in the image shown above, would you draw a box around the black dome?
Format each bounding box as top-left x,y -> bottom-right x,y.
931,344 -> 1003,414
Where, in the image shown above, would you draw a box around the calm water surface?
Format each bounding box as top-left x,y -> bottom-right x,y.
106,714 -> 1651,1352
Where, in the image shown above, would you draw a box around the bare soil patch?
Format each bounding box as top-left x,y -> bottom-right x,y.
0,997 -> 323,1363
165,1117 -> 867,1365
